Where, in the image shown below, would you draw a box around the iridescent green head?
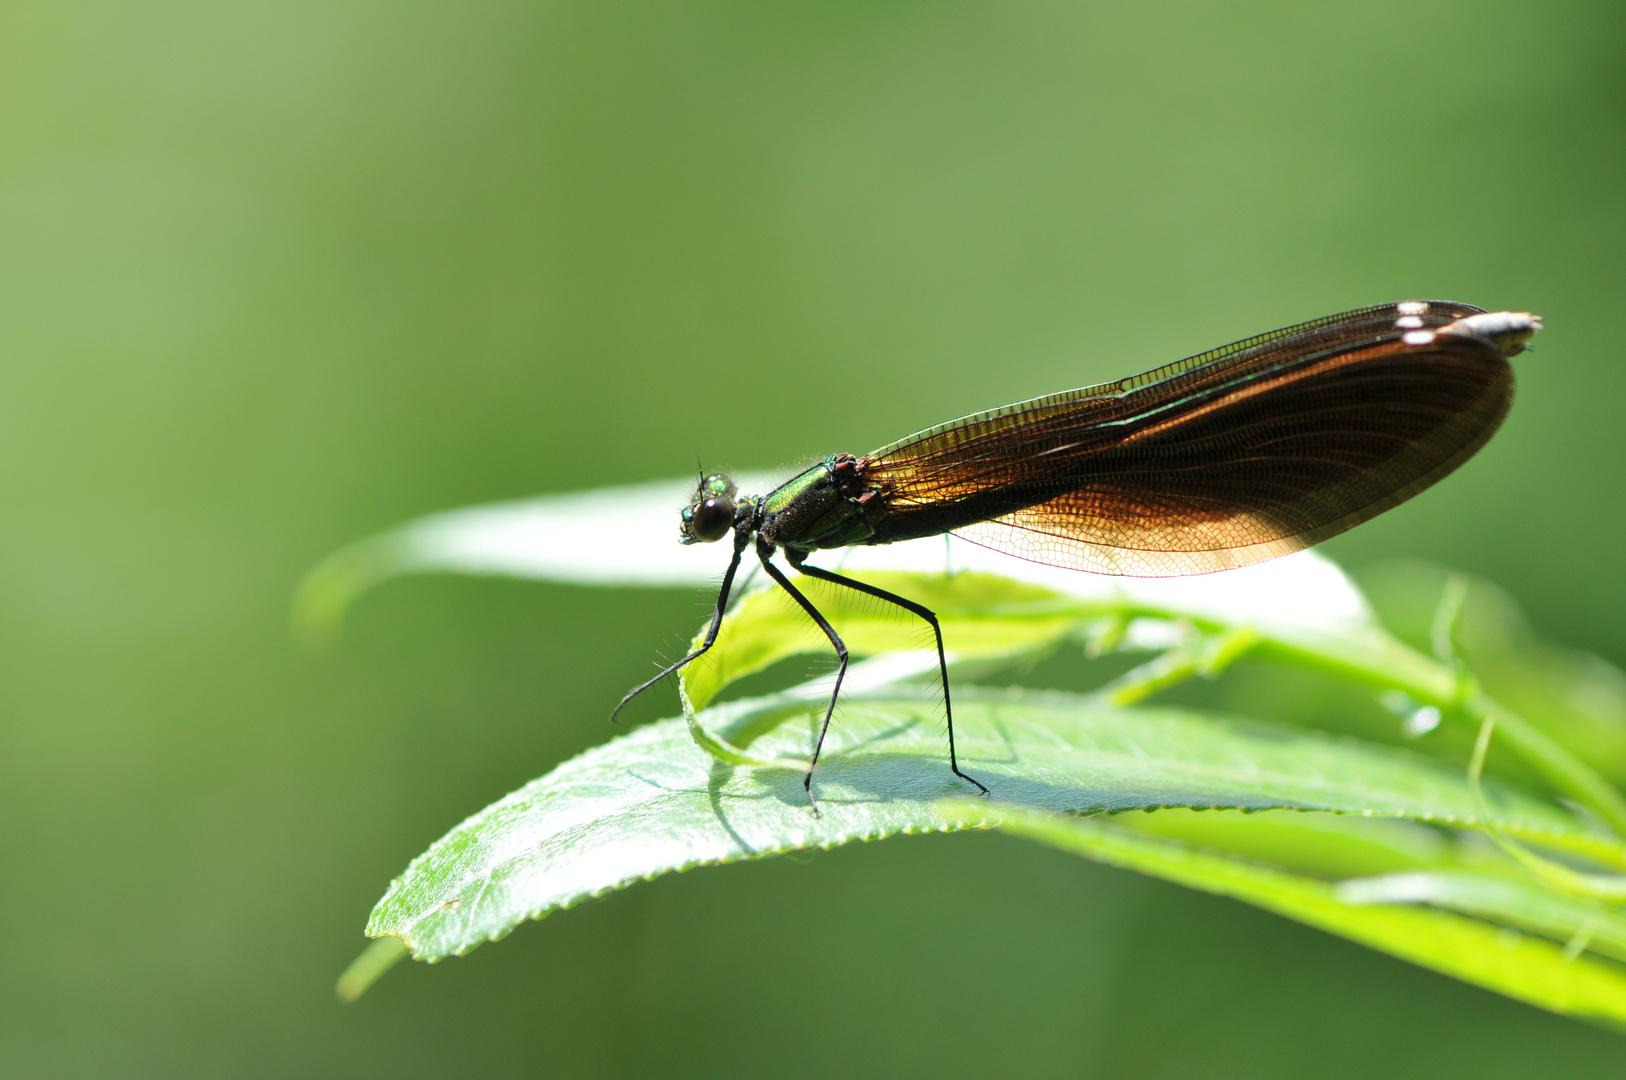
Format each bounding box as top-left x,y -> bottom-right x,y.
680,473 -> 737,544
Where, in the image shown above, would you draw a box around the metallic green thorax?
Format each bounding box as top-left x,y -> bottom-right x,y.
758,455 -> 887,552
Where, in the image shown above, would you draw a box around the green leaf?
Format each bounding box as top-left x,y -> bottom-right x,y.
314,478 -> 1626,1018
1112,804 -> 1458,880
1337,869 -> 1626,964
365,690 -> 1621,963
961,803 -> 1626,1029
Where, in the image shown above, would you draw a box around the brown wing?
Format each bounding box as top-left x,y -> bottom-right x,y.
862,302 -> 1514,577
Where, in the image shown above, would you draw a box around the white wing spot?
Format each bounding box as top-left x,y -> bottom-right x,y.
1394,315 -> 1424,329
1397,301 -> 1430,315
1402,329 -> 1436,346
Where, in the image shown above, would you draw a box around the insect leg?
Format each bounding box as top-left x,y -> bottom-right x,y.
786,549 -> 988,795
755,538 -> 848,806
611,529 -> 749,721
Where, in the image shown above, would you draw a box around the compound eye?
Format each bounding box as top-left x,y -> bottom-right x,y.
690,496 -> 734,542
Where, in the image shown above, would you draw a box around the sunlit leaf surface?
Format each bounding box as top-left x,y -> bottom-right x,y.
322,477 -> 1626,1025
1336,869 -> 1626,963
367,690 -> 1619,962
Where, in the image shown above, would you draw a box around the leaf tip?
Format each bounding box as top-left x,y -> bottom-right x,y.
335,937 -> 411,1003
292,537 -> 412,652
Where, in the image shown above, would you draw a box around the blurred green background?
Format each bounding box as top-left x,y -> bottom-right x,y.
4,1 -> 1625,1075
